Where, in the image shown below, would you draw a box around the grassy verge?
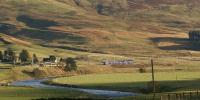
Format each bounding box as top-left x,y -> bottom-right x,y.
0,86 -> 96,100
50,72 -> 200,92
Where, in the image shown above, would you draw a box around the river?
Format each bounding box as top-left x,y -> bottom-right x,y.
10,79 -> 139,97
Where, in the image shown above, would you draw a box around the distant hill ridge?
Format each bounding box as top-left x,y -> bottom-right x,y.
0,0 -> 200,56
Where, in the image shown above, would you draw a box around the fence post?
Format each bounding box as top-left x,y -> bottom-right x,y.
183,92 -> 185,100
181,93 -> 184,100
183,92 -> 187,100
144,96 -> 146,100
189,92 -> 192,99
134,96 -> 136,100
168,94 -> 171,100
176,93 -> 179,100
151,59 -> 156,100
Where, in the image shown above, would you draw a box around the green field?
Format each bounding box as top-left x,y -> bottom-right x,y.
0,86 -> 95,100
51,72 -> 200,92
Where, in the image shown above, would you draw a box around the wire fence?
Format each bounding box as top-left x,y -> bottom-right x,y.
132,90 -> 200,100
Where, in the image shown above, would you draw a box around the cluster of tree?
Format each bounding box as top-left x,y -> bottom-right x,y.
0,48 -> 38,64
189,30 -> 200,41
65,57 -> 77,71
0,48 -> 77,71
60,57 -> 77,71
0,48 -> 16,63
96,4 -> 104,14
74,0 -> 81,6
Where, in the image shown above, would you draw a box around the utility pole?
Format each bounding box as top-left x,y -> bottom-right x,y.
13,59 -> 16,67
151,59 -> 156,100
32,55 -> 34,66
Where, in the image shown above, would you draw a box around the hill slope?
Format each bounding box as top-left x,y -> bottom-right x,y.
0,0 -> 200,57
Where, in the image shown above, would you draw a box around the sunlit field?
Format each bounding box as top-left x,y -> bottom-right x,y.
52,72 -> 200,92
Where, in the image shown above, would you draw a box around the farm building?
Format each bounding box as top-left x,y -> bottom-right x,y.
39,62 -> 65,67
40,55 -> 63,67
43,55 -> 58,63
189,30 -> 200,41
102,60 -> 134,65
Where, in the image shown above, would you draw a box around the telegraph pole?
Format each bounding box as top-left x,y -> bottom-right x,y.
32,55 -> 34,66
151,59 -> 156,99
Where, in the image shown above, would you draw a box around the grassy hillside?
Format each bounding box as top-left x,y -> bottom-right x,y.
0,0 -> 200,57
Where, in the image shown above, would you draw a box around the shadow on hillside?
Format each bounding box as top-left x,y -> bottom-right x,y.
10,28 -> 87,44
41,44 -> 88,52
14,15 -> 88,45
0,23 -> 16,33
78,79 -> 200,93
151,37 -> 189,43
16,15 -> 58,29
150,37 -> 200,51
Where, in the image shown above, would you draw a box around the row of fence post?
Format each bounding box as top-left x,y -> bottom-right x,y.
160,90 -> 199,100
132,90 -> 199,100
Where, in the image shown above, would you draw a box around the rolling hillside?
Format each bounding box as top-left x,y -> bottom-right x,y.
0,0 -> 200,57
